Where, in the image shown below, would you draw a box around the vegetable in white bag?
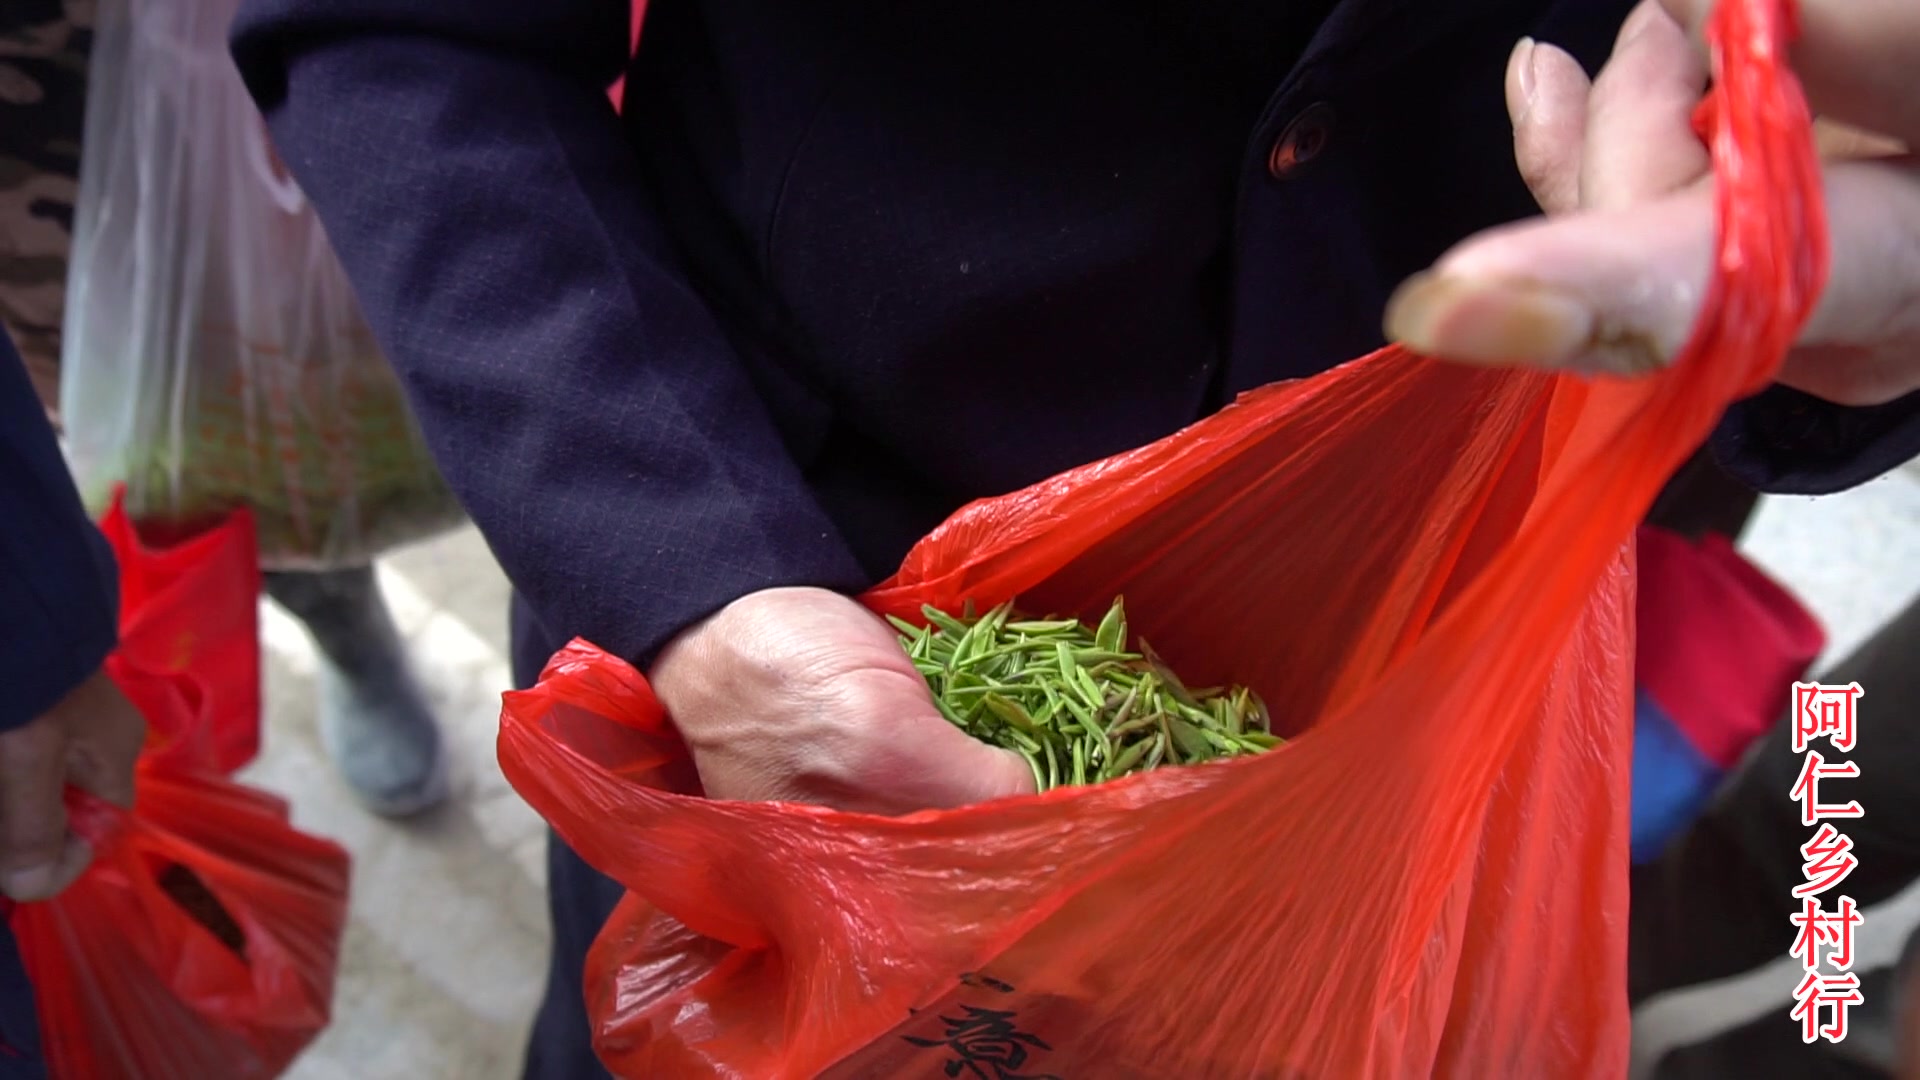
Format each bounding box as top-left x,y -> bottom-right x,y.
60,0 -> 462,569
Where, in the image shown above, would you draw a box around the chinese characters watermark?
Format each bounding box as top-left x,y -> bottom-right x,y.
1788,681 -> 1866,1044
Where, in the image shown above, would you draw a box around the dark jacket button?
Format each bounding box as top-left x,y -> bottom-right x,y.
1268,102 -> 1336,180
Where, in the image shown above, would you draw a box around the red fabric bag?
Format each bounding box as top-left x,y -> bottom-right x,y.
498,1 -> 1826,1075
11,492 -> 352,1079
1635,525 -> 1825,771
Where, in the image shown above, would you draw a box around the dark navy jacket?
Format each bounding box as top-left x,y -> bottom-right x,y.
228,0 -> 1920,685
0,327 -> 119,1076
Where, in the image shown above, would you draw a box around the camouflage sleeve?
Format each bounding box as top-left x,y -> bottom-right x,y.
0,0 -> 91,426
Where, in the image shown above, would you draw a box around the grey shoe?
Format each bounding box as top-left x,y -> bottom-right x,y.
266,566 -> 451,818
314,643 -> 451,818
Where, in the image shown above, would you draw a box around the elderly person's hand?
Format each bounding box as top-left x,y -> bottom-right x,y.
0,670 -> 144,902
648,587 -> 1035,813
1385,0 -> 1919,407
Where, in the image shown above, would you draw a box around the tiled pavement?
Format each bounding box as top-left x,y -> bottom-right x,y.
253,465 -> 1920,1078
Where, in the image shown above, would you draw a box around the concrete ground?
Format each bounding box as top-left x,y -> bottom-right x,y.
242,528 -> 544,1080
245,465 -> 1920,1079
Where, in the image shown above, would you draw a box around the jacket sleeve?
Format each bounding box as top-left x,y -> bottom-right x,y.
229,0 -> 870,666
0,332 -> 118,731
1710,386 -> 1920,495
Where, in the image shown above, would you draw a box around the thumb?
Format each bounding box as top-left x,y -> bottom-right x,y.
1384,160 -> 1920,405
844,677 -> 1038,814
1384,188 -> 1710,379
1,835 -> 92,903
52,672 -> 145,810
911,719 -> 1040,809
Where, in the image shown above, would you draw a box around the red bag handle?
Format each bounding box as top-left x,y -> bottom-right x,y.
609,1 -> 647,113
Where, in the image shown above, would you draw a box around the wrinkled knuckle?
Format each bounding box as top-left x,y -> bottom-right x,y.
0,839 -> 64,876
1618,0 -> 1672,46
779,637 -> 897,694
1862,171 -> 1920,344
816,742 -> 881,794
775,740 -> 874,807
93,709 -> 147,756
1515,150 -> 1564,205
0,730 -> 61,773
1653,0 -> 1704,37
0,881 -> 48,904
1582,75 -> 1632,131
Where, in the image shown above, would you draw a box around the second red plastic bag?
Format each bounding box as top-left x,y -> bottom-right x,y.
12,496 -> 352,1080
498,0 -> 1826,1075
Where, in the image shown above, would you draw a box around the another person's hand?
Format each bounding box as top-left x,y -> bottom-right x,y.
0,670 -> 144,902
648,587 -> 1036,814
1385,0 -> 1919,407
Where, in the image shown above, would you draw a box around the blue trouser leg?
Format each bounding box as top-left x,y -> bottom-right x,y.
0,924 -> 47,1079
522,835 -> 626,1080
512,594 -> 626,1080
1634,594 -> 1920,1076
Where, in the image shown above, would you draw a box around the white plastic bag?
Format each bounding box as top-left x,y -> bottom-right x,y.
60,0 -> 462,569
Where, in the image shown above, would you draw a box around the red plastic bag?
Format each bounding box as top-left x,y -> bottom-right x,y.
12,493 -> 353,1079
96,489 -> 263,777
497,0 -> 1826,1075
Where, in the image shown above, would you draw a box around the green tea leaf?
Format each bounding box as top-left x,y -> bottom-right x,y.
1167,717 -> 1215,760
897,596 -> 1283,789
1093,597 -> 1127,653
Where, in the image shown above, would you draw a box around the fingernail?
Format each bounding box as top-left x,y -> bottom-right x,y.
1511,37 -> 1538,108
1618,1 -> 1664,49
1385,271 -> 1594,367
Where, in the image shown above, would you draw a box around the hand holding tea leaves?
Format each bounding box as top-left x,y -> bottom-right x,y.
648,587 -> 1036,814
